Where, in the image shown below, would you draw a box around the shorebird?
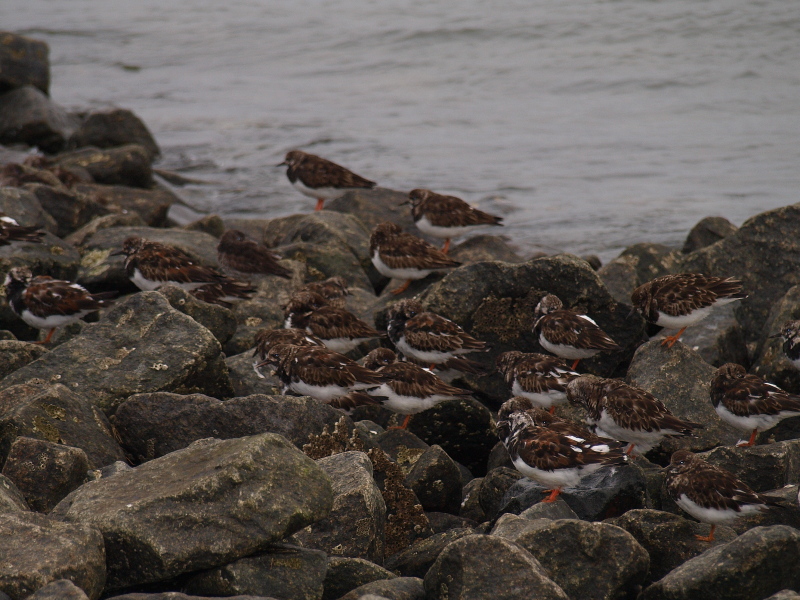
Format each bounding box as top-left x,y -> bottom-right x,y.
251,327 -> 322,378
217,229 -> 291,279
495,351 -> 579,414
0,214 -> 45,247
297,276 -> 350,309
772,320 -> 800,369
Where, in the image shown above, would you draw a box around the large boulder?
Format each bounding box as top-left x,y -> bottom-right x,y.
326,188 -> 416,234
23,183 -> 108,238
322,557 -> 397,600
682,216 -> 738,254
51,433 -> 334,591
67,109 -> 160,160
72,183 -> 176,227
696,440 -> 800,493
383,528 -> 474,578
0,33 -> 49,94
0,292 -> 233,414
0,87 -> 77,153
65,213 -> 147,248
225,351 -> 283,397
0,341 -> 47,380
0,186 -> 59,232
23,579 -> 89,600
674,303 -> 748,368
0,512 -> 105,600
52,145 -> 153,188
752,284 -> 800,395
338,577 -> 425,600
403,444 -> 462,514
111,393 -> 354,462
0,473 -> 29,513
598,243 -> 681,304
156,284 -> 237,345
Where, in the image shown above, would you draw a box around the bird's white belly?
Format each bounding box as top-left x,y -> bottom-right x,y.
675,494 -> 762,524
512,457 -> 583,488
289,380 -> 350,402
370,384 -> 448,415
371,252 -> 433,281
714,403 -> 793,433
539,335 -> 599,360
21,309 -> 88,330
414,216 -> 484,240
396,337 -> 453,364
511,380 -> 566,408
292,179 -> 346,200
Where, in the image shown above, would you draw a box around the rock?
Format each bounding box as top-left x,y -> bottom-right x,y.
184,544 -> 327,600
403,445 -> 462,514
509,519 -> 649,600
337,577 -> 425,600
626,340 -> 740,460
0,87 -> 77,153
279,240 -> 375,292
607,509 -> 739,583
406,398 -> 496,477
292,451 -> 385,563
375,429 -> 429,468
642,525 -> 800,600
728,484 -> 800,534
0,473 -> 29,513
322,557 -> 396,600
448,235 -> 523,264
598,253 -> 645,305
225,350 -> 283,396
425,512 -> 476,534
24,183 -> 109,238
0,383 -> 125,469
384,528 -> 474,578
423,534 -> 568,600
156,284 -> 237,345
500,461 -> 647,521
0,292 -> 233,414
72,183 -> 176,227
753,284 -> 800,395
458,477 -> 485,522
112,393 -> 354,462
765,592 -> 800,600
477,467 -> 522,521
51,433 -> 333,591
519,496 -> 579,520
0,341 -> 47,380
598,243 -> 681,305
53,145 -> 153,188
0,33 -> 49,95
2,438 -> 89,513
682,216 -> 738,254
0,186 -> 58,232
486,441 -> 513,472
582,254 -> 602,271
68,109 -> 160,160
105,595 -> 277,600
489,513 -> 549,539
23,579 -> 89,600
696,441 -> 800,493
0,512 -> 105,600
675,302 -> 748,368
327,188 -> 416,235
181,214 -> 225,238
65,213 -> 147,248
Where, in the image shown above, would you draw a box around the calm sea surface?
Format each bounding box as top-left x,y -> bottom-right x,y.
4,0 -> 800,261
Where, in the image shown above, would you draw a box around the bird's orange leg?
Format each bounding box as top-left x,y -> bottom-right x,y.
737,429 -> 758,447
542,487 -> 563,503
549,406 -> 555,415
571,359 -> 581,370
695,524 -> 716,542
35,328 -> 56,345
388,415 -> 412,430
391,280 -> 411,295
625,444 -> 636,456
315,198 -> 325,212
441,239 -> 451,254
661,327 -> 687,348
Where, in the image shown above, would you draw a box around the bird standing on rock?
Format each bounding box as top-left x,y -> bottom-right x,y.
630,273 -> 746,348
772,319 -> 800,369
217,229 -> 292,279
0,214 -> 45,247
495,351 -> 579,414
278,150 -> 376,212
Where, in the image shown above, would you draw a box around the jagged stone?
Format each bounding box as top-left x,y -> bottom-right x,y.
384,528 -> 474,578
337,577 -> 425,600
23,183 -> 108,238
53,145 -> 152,188
696,441 -> 800,493
157,284 -> 237,345
72,183 -> 175,227
322,557 -> 396,600
0,473 -> 29,513
682,216 -> 738,254
0,87 -> 77,153
22,579 -> 88,600
0,33 -> 49,94
403,445 -> 462,514
67,109 -> 160,160
0,341 -> 47,380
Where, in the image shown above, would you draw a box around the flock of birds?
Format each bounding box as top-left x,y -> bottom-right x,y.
3,150 -> 800,542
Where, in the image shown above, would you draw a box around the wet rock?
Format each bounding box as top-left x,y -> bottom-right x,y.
184,544 -> 327,600
0,33 -> 49,95
0,86 -> 78,153
448,235 -> 523,264
0,341 -> 47,380
458,477 -> 485,522
500,461 -> 647,521
327,188 -> 416,234
292,451 -> 385,563
322,557 -> 396,600
598,254 -> 643,305
508,519 -> 649,600
477,467 -> 522,521
0,473 -> 29,513
486,441 -> 513,471
51,433 -> 333,591
752,284 -> 800,396
225,351 -> 283,397
0,383 -> 125,469
682,216 -> 738,254
337,577 -> 424,600
696,440 -> 800,493
384,528 -> 473,578
72,183 -> 175,227
423,534 -> 568,600
403,445 -> 462,514
582,254 -> 602,271
676,303 -> 748,368
23,579 -> 89,600
642,525 -> 800,600
0,292 -> 233,414
0,186 -> 58,232
68,109 -> 160,160
23,183 -> 108,238
519,496 -> 579,520
626,339 -> 740,459
0,511 -> 105,600
53,145 -> 153,188
157,284 -> 237,345
181,214 -> 225,238
112,393 -> 353,462
2,438 -> 89,513
607,509 -> 740,583
598,243 -> 681,305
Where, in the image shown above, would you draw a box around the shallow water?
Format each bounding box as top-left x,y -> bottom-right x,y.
5,0 -> 800,261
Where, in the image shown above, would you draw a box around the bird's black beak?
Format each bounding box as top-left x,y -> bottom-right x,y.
110,249 -> 125,257
397,200 -> 410,206
626,306 -> 637,319
277,161 -> 287,167
769,332 -> 782,339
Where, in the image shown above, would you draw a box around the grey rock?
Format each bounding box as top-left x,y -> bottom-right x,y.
0,33 -> 49,94
448,235 -> 523,264
0,473 -> 29,513
682,216 -> 738,254
676,302 -> 748,368
0,292 -> 233,414
51,433 -> 333,591
181,214 -> 225,238
458,477 -> 485,522
403,445 -> 462,514
765,592 -> 800,600
157,284 -> 237,345
225,350 -> 283,397
486,441 -> 513,471
292,451 -> 385,563
376,429 -> 429,468
696,440 -> 800,493
72,183 -> 176,227
383,528 -> 474,578
512,519 -> 649,600
642,525 -> 800,600
68,109 -> 160,160
477,467 -> 522,521
106,595 -> 277,600
0,186 -> 58,232
0,383 -> 125,469
0,341 -> 47,380
423,534 -> 568,600
598,255 -> 641,305
65,213 -> 147,248
338,577 -> 424,600
2,438 -> 89,513
598,243 -> 682,305
626,340 -> 740,460
24,183 -> 108,238
94,461 -> 133,479
53,145 -> 153,188
112,392 -> 354,462
0,86 -> 78,153
425,512 -> 476,534
519,496 -> 579,520
0,512 -> 105,600
489,513 -> 550,539
327,189 -> 416,236
753,284 -> 800,396
279,240 -> 374,292
322,557 -> 396,600
184,544 -> 327,600
727,484 -> 800,535
22,580 -> 88,600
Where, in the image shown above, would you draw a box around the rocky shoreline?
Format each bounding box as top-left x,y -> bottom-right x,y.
2,31 -> 800,600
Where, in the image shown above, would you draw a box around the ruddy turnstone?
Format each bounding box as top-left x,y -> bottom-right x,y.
278,150 -> 376,212
217,229 -> 291,279
386,299 -> 487,369
496,351 -> 579,414
298,276 -> 350,308
363,347 -> 472,429
630,273 -> 746,348
709,362 -> 800,447
566,375 -> 702,455
251,327 -> 322,377
772,320 -> 800,369
369,222 -> 461,295
497,397 -> 627,502
4,267 -> 115,344
533,294 -> 620,370
190,280 -> 257,307
404,188 -> 503,254
665,449 -> 780,541
0,214 -> 45,247
256,343 -> 388,403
